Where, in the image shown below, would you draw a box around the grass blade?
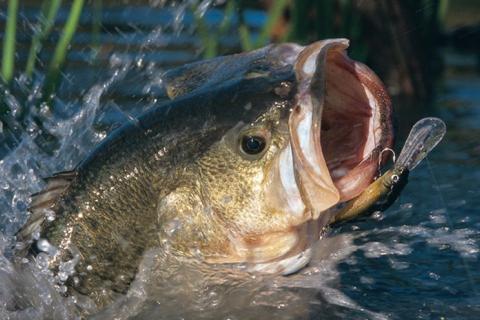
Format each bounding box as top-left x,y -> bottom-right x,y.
1,0 -> 19,84
255,0 -> 288,47
91,0 -> 103,56
25,0 -> 63,78
238,24 -> 253,51
44,0 -> 85,97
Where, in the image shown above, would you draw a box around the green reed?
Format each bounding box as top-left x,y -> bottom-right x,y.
44,0 -> 85,98
195,0 -> 236,58
1,0 -> 452,105
25,0 -> 63,78
1,0 -> 18,84
1,0 -> 85,109
0,0 -> 86,153
91,0 -> 103,57
237,0 -> 289,51
255,0 -> 289,47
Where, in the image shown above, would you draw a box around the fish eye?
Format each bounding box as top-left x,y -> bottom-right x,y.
241,135 -> 266,155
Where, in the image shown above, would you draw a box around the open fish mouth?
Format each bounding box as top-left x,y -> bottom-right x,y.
244,40 -> 393,274
287,39 -> 393,220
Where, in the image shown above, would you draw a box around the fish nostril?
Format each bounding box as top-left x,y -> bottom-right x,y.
274,81 -> 293,98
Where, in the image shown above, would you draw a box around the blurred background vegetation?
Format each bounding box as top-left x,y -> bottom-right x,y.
0,0 -> 479,154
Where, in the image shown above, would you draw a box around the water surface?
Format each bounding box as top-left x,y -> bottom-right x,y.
0,3 -> 479,319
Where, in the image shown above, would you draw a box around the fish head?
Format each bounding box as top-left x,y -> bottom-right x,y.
160,39 -> 392,274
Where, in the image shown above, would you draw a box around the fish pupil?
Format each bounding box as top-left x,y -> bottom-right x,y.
242,135 -> 266,155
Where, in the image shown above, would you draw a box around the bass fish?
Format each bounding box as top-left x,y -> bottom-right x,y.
16,39 -> 397,306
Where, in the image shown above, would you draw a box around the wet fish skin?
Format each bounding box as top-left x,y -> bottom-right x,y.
15,39 -> 395,308
20,66 -> 296,304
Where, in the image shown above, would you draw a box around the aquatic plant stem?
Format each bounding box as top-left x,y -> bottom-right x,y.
1,0 -> 18,84
237,0 -> 289,51
195,0 -> 234,59
238,24 -> 253,51
255,0 -> 288,47
195,13 -> 217,59
25,0 -> 63,78
44,0 -> 84,99
438,0 -> 449,24
91,0 -> 103,58
255,0 -> 289,47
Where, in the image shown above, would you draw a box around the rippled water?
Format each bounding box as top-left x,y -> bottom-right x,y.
1,3 -> 479,319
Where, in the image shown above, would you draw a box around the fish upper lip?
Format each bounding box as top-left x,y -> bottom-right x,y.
289,39 -> 393,216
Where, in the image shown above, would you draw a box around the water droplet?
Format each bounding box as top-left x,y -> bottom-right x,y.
163,218 -> 181,236
428,272 -> 440,280
243,102 -> 252,111
400,203 -> 413,210
44,209 -> 56,222
36,238 -> 58,256
372,211 -> 384,221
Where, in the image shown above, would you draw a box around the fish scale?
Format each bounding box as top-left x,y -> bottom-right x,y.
14,40 -> 404,313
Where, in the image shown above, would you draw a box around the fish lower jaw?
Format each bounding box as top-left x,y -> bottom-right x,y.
204,224 -> 318,272
246,247 -> 312,275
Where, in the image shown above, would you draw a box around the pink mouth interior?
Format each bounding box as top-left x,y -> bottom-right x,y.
320,51 -> 388,201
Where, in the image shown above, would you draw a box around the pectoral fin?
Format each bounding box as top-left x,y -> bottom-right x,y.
15,170 -> 77,247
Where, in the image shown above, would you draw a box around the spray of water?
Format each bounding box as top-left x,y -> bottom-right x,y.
1,2 -> 479,319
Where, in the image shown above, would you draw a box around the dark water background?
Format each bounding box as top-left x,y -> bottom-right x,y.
0,2 -> 479,319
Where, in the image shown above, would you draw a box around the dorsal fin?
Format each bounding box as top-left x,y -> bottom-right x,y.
162,43 -> 297,99
15,170 -> 77,247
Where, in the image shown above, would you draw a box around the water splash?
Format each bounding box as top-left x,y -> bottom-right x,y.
90,234 -> 389,320
0,3 -> 479,320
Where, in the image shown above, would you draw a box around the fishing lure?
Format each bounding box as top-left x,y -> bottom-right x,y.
332,117 -> 447,223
